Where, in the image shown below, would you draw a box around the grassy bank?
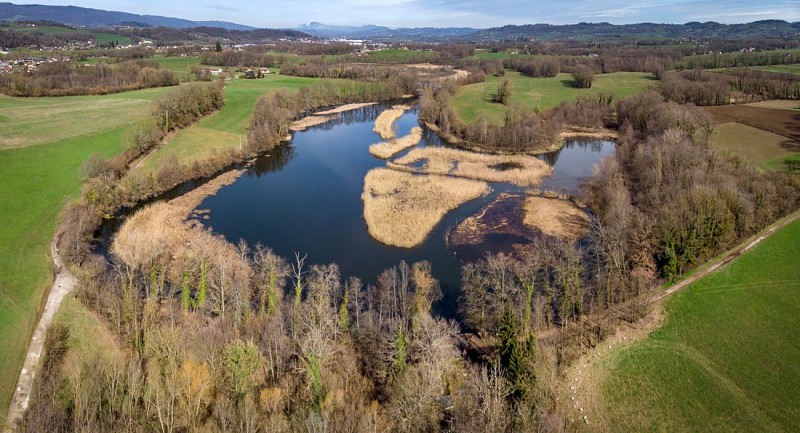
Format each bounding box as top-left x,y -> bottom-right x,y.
139,75 -> 318,173
599,217 -> 800,432
451,71 -> 655,124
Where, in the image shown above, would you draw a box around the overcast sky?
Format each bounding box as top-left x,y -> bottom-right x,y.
29,0 -> 800,28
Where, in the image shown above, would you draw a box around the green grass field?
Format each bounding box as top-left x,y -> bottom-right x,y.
451,71 -> 656,124
140,75 -> 318,172
0,87 -> 172,149
0,85 -> 175,421
11,25 -> 75,34
713,122 -> 798,170
600,216 -> 800,432
151,55 -> 203,79
7,24 -> 131,45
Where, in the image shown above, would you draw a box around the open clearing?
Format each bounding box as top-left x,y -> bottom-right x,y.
593,217 -> 800,432
389,146 -> 552,186
452,71 -> 655,124
523,196 -> 590,240
362,168 -> 489,248
0,87 -> 172,149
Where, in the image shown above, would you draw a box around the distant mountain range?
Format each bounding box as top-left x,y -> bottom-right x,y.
293,22 -> 478,40
469,20 -> 800,41
1,2 -> 798,42
0,2 -> 254,30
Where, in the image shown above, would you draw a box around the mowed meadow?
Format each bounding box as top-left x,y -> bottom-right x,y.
598,216 -> 800,432
0,72 -> 317,421
451,71 -> 656,124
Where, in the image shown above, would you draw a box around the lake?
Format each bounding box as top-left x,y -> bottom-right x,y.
194,102 -> 614,315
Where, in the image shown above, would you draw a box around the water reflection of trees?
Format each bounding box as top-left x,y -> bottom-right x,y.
248,144 -> 294,177
537,138 -> 611,167
303,102 -> 420,132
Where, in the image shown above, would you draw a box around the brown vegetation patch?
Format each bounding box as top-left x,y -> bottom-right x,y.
703,104 -> 800,143
448,193 -> 542,260
389,147 -> 552,186
369,127 -> 423,159
362,168 -> 489,248
315,102 -> 378,115
290,115 -> 334,132
523,196 -> 590,241
373,105 -> 410,139
560,125 -> 619,141
745,100 -> 800,111
113,168 -> 244,260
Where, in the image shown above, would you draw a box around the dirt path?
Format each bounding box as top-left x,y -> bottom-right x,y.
5,233 -> 77,431
561,209 -> 800,430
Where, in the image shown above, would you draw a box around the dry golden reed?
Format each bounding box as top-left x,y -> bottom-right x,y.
369,127 -> 423,159
362,168 -> 489,248
389,146 -> 552,186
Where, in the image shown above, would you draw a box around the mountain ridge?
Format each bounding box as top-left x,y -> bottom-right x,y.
0,2 -> 255,30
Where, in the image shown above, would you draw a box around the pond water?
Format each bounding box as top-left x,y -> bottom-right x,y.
193,102 -> 615,315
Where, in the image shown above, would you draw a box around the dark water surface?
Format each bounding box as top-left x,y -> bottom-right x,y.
194,103 -> 614,315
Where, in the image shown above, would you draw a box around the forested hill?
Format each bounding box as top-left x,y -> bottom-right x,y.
469,20 -> 800,41
0,2 -> 253,30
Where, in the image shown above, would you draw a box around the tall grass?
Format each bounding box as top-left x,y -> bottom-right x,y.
362,168 -> 489,248
389,147 -> 552,186
369,127 -> 423,159
523,196 -> 590,240
373,105 -> 410,139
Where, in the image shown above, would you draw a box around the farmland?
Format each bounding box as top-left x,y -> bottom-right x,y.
0,87 -> 171,149
704,103 -> 800,172
0,82 -> 176,421
713,122 -> 797,168
0,125 -> 134,421
451,71 -> 655,124
596,216 -> 800,432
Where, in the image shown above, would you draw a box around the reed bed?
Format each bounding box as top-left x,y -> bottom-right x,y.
369,127 -> 423,159
522,196 -> 590,240
373,104 -> 410,139
389,146 -> 552,186
362,168 -> 489,248
315,102 -> 377,115
290,115 -> 334,131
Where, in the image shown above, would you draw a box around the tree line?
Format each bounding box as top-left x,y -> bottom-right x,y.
0,59 -> 177,97
248,79 -> 414,150
658,69 -> 800,105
